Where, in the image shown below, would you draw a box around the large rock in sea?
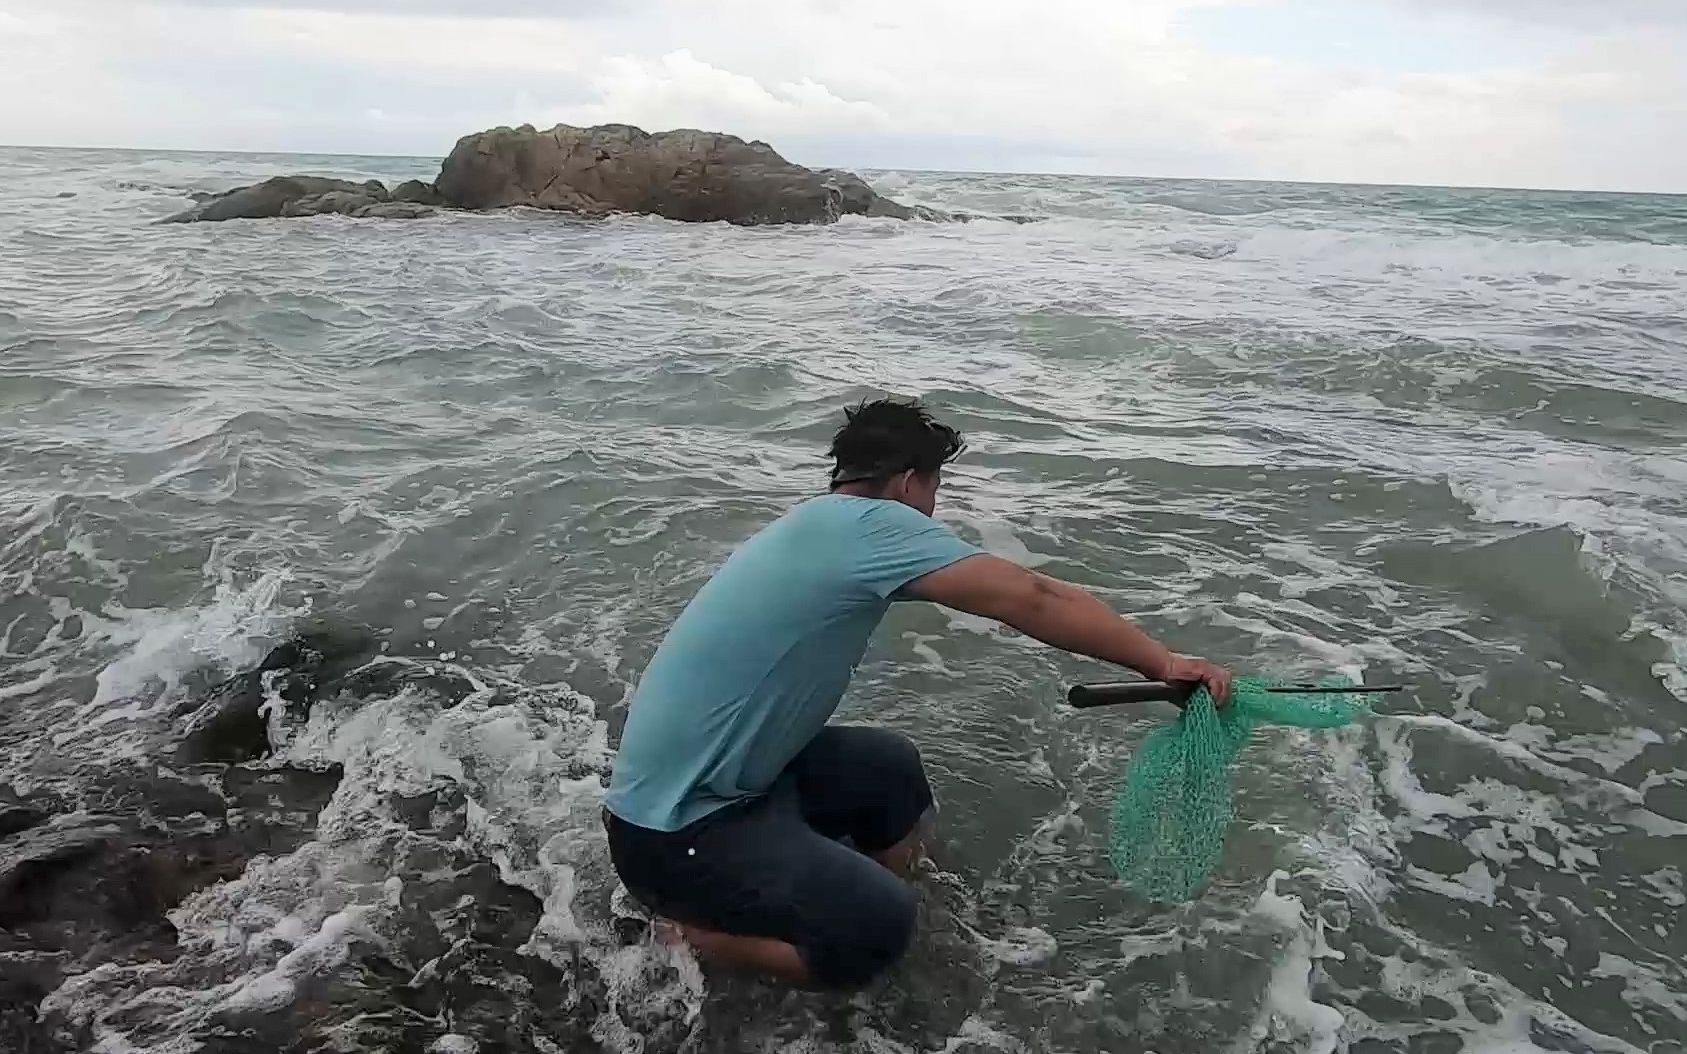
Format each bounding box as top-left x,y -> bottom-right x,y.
437,123 -> 921,224
162,122 -> 936,225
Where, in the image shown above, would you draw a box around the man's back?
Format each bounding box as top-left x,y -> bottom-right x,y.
605,493 -> 977,831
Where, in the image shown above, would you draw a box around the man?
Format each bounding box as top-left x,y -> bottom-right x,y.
605,398 -> 1232,990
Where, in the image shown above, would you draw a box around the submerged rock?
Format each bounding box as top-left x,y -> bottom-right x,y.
31,782 -> 606,1054
280,188 -> 381,217
390,178 -> 445,205
0,762 -> 342,1053
162,175 -> 427,223
0,795 -> 47,838
176,620 -> 378,763
354,200 -> 437,219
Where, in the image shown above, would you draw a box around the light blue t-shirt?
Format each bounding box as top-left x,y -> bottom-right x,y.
605,494 -> 981,831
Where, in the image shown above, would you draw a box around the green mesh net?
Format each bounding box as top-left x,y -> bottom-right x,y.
1108,677 -> 1373,902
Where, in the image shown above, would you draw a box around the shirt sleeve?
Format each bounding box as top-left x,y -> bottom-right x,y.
853,500 -> 982,600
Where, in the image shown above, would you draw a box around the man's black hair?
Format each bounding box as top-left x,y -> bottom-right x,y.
828,398 -> 965,488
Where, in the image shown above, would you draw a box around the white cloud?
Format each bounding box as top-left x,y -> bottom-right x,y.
233,8 -> 593,73
1,0 -> 1683,191
569,50 -> 891,137
1399,0 -> 1687,26
165,0 -> 638,15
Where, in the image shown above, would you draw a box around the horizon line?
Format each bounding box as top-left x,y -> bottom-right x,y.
4,140 -> 1685,199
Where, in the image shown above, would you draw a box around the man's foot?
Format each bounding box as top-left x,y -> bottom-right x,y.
870,807 -> 935,878
610,885 -> 655,946
649,917 -> 813,986
652,917 -> 691,951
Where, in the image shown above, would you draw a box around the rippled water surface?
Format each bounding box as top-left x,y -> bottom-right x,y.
2,146 -> 1685,1053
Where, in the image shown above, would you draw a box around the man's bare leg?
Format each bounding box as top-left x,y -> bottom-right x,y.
655,919 -> 812,985
870,807 -> 934,877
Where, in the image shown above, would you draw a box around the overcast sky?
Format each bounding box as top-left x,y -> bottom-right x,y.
3,0 -> 1684,191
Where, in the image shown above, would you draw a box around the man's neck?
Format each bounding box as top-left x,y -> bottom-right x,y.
831,482 -> 888,499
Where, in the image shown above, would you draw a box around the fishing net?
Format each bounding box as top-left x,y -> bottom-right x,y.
1108,677 -> 1373,902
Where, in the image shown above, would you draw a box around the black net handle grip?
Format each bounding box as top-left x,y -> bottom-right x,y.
1067,681 -> 1404,709
1068,681 -> 1195,708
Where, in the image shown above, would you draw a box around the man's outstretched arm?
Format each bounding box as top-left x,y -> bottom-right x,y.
905,554 -> 1233,703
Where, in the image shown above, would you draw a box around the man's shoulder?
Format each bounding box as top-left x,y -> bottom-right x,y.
742,496 -> 953,566
794,494 -> 925,526
770,494 -> 875,533
713,497 -> 857,573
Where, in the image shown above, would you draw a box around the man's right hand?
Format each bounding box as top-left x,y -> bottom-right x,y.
1161,655 -> 1234,706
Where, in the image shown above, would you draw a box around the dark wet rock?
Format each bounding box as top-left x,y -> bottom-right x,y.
1644,778 -> 1687,822
0,972 -> 63,1054
0,813 -> 124,892
161,122 -> 951,226
0,761 -> 344,1054
0,797 -> 47,838
218,764 -> 345,856
163,177 -> 436,223
352,201 -> 436,220
277,189 -> 440,220
280,189 -> 381,217
163,176 -> 389,223
390,179 -> 444,205
174,670 -> 279,763
0,812 -> 220,956
436,122 -> 928,225
15,635 -> 636,1052
32,778 -> 611,1054
0,763 -> 342,958
276,617 -> 382,670
177,620 -> 378,763
161,175 -> 304,222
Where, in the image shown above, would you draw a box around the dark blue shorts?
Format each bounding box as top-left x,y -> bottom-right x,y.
605,725 -> 932,989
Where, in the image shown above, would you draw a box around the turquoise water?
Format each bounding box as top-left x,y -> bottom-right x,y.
2,146 -> 1684,1053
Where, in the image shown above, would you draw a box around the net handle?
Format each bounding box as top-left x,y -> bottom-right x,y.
1067,681 -> 1404,709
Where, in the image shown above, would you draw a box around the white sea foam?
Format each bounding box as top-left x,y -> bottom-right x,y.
976,926 -> 1059,968
86,567 -> 299,715
1246,871 -> 1347,1054
0,556 -> 309,788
